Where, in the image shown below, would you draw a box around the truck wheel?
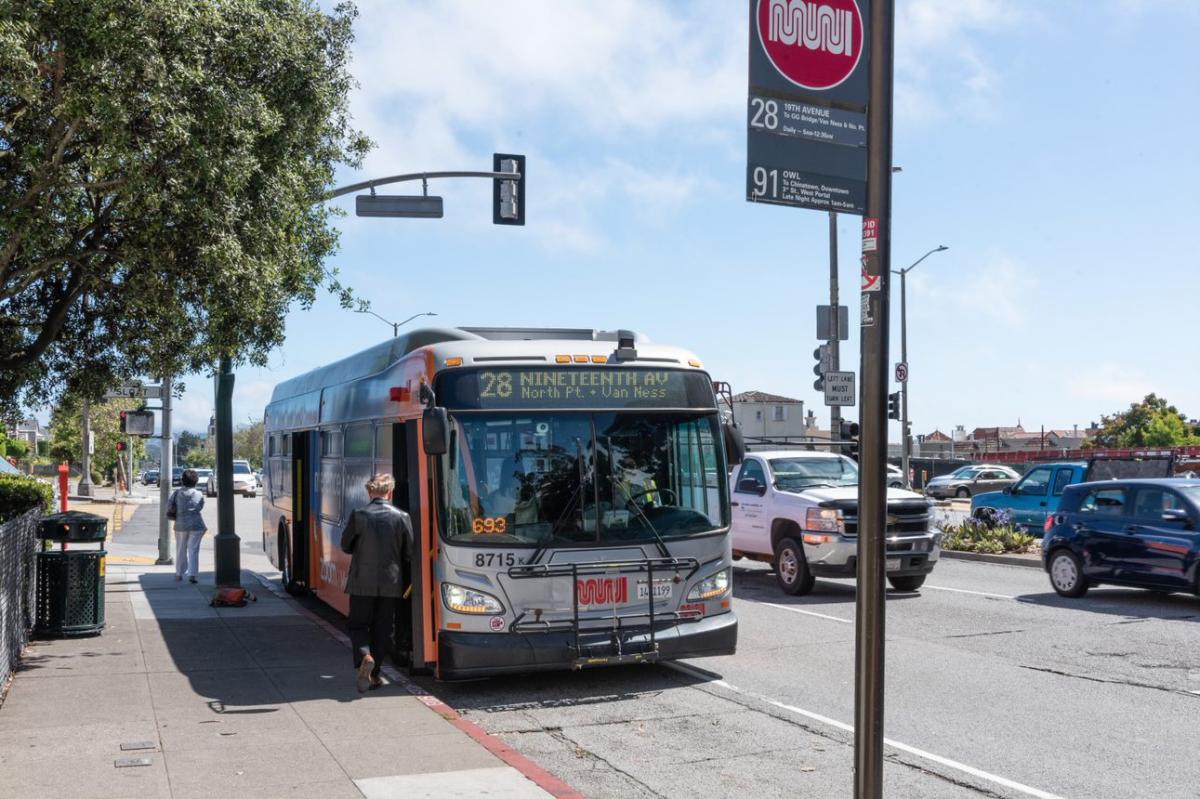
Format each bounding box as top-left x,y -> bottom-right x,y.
1048,549 -> 1088,598
887,575 -> 926,591
774,537 -> 815,596
955,487 -> 970,498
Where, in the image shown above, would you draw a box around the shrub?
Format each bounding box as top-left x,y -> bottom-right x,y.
0,474 -> 54,523
939,511 -> 1037,555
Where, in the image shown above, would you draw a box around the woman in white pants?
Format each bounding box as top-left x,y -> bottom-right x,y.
169,469 -> 208,583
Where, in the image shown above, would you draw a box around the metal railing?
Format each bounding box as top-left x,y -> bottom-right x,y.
0,509 -> 40,691
506,556 -> 701,668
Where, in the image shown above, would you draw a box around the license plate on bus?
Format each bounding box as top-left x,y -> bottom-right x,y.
637,579 -> 673,600
886,558 -> 902,572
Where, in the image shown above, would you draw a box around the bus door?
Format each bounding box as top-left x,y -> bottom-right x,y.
392,420 -> 430,672
287,430 -> 312,594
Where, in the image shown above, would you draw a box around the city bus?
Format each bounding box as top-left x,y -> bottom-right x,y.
261,326 -> 742,679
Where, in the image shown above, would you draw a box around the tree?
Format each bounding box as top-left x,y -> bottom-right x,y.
177,430 -> 203,456
0,0 -> 370,412
47,395 -> 147,477
182,447 -> 215,469
1085,394 -> 1200,449
233,419 -> 265,468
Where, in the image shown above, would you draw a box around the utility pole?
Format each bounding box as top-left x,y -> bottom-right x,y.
156,375 -> 173,565
899,267 -> 909,488
213,357 -> 240,586
77,398 -> 93,497
855,0 -> 894,796
829,211 -> 842,447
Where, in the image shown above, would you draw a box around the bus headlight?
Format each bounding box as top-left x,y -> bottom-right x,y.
687,568 -> 730,601
441,583 -> 505,615
805,507 -> 844,534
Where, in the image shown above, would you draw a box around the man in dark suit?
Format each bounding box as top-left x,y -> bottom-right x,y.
340,473 -> 413,693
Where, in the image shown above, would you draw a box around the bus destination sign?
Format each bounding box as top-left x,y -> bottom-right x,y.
439,368 -> 715,410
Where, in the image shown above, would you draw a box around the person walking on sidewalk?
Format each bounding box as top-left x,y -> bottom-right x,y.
169,469 -> 207,584
340,473 -> 413,693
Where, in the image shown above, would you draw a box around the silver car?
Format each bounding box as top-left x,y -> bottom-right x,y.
924,465 -> 1020,499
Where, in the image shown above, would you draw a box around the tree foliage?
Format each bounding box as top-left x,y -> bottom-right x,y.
46,395 -> 147,477
182,446 -> 214,469
177,430 -> 203,455
0,0 -> 370,411
1085,394 -> 1200,449
233,418 -> 264,467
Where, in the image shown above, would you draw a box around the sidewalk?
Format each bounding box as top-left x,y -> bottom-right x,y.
0,544 -> 577,797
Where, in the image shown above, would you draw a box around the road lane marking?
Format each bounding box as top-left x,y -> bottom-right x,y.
758,602 -> 853,624
924,584 -> 1016,600
667,662 -> 1067,799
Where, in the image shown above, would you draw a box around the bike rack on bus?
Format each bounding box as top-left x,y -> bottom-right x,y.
506,556 -> 702,669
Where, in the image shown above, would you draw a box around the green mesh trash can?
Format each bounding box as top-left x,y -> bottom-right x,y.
34,550 -> 106,636
35,511 -> 108,637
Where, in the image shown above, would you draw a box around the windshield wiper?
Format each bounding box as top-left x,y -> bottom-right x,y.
607,437 -> 671,558
528,438 -> 586,565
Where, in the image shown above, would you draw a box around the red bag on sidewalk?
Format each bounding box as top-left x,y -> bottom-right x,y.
210,587 -> 256,607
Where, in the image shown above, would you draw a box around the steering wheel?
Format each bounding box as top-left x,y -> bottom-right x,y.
624,487 -> 677,510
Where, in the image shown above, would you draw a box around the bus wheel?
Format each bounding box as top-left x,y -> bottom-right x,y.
774,537 -> 815,596
279,522 -> 305,596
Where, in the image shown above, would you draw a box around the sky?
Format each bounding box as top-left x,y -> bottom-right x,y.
164,0 -> 1200,441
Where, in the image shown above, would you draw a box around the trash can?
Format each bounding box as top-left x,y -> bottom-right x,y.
34,511 -> 108,637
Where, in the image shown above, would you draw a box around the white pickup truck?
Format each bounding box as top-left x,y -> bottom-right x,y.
729,450 -> 941,594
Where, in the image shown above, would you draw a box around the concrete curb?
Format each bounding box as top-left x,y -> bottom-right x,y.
249,572 -> 585,799
942,550 -> 1043,570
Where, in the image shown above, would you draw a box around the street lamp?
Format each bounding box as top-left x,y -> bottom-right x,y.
892,245 -> 948,488
356,310 -> 437,337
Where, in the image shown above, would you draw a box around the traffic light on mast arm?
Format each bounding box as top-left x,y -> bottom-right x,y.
887,391 -> 901,421
493,153 -> 525,226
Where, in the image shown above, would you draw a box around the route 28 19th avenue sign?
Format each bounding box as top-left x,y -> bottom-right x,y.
746,0 -> 869,213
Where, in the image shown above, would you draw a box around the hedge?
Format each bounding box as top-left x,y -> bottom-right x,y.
0,474 -> 54,523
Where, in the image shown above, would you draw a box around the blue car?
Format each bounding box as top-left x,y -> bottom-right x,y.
1041,478 -> 1200,598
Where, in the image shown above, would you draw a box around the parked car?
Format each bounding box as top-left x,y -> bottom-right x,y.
730,450 -> 939,594
143,469 -> 159,486
171,467 -> 183,487
193,468 -> 213,492
887,463 -> 905,488
924,465 -> 1020,499
972,455 -> 1178,534
207,459 -> 257,497
1041,478 -> 1200,598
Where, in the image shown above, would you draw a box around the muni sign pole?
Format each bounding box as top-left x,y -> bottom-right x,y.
857,0 -> 895,796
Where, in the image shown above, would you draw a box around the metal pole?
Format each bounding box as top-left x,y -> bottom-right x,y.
213,357 -> 240,586
77,398 -> 93,497
899,268 -> 910,488
855,0 -> 894,796
829,211 -> 842,444
156,376 -> 173,564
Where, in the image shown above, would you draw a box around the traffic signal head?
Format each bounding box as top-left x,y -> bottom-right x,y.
887,391 -> 901,420
119,411 -> 128,433
115,441 -> 127,452
493,153 -> 525,226
119,409 -> 155,436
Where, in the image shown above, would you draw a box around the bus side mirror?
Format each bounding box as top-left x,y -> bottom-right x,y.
422,408 -> 449,455
724,423 -> 745,465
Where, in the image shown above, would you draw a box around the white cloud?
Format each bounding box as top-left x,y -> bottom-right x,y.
911,253 -> 1034,328
172,378 -> 274,433
1065,363 -> 1154,404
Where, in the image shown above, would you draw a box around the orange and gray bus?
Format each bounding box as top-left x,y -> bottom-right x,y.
261,326 -> 741,678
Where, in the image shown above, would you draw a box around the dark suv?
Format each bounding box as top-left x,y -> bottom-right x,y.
1041,478 -> 1200,598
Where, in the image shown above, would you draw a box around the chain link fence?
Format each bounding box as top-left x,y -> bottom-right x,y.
0,509 -> 40,691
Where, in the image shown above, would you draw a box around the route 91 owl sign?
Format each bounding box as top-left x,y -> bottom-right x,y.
746,0 -> 870,214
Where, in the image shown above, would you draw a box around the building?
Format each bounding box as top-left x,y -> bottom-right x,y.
7,417 -> 43,451
726,390 -> 811,443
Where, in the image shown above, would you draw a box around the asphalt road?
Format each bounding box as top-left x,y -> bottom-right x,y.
112,495 -> 1200,797
422,558 -> 1200,799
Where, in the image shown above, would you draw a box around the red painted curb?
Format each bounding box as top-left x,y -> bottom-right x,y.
250,573 -> 585,799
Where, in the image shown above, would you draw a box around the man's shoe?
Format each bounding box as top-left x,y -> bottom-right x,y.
369,675 -> 384,690
356,655 -> 375,693
188,576 -> 197,584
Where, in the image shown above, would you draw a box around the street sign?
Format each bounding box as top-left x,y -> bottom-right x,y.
104,383 -> 162,400
824,370 -> 856,407
895,362 -> 908,383
355,195 -> 444,218
817,305 -> 849,341
746,0 -> 870,214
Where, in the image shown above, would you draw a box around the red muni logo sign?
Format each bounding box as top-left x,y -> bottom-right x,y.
757,0 -> 864,91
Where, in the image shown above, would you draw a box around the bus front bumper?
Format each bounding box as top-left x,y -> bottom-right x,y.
437,611 -> 738,680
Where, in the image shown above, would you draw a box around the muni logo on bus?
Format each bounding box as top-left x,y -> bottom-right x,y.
577,576 -> 628,606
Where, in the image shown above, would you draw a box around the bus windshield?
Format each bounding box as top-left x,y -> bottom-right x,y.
442,412 -> 727,547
